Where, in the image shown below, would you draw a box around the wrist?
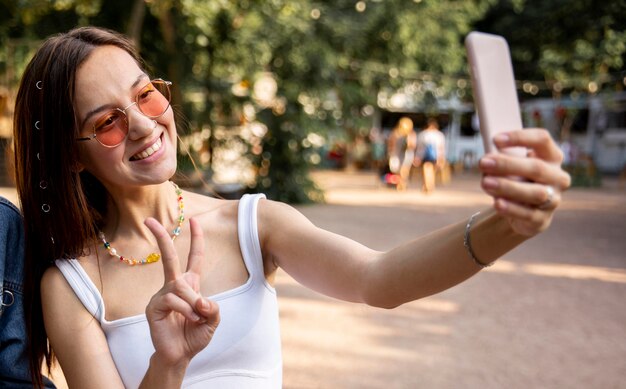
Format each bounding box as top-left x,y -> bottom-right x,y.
141,352 -> 190,388
465,209 -> 528,267
150,351 -> 191,371
464,211 -> 493,268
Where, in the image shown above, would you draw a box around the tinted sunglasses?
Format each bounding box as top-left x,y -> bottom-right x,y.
76,79 -> 172,147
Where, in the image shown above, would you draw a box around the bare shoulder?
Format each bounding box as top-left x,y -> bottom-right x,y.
183,190 -> 239,226
40,262 -> 99,336
257,198 -> 307,224
256,198 -> 316,246
183,191 -> 294,228
41,263 -> 89,313
181,191 -> 245,250
41,264 -> 67,294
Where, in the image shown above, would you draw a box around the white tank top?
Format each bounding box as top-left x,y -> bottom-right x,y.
56,194 -> 282,388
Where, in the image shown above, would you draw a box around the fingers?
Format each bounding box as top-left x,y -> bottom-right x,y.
482,176 -> 561,210
145,217 -> 181,282
477,128 -> 573,237
492,198 -> 552,236
195,298 -> 220,326
150,291 -> 203,322
186,218 -> 205,276
149,277 -> 215,322
493,129 -> 564,163
479,153 -> 572,190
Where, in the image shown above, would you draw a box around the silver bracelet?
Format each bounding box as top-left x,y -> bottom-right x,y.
464,211 -> 493,268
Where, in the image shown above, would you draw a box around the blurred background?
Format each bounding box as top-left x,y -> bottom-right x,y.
1,0 -> 626,201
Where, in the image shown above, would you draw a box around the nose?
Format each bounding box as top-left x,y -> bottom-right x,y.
126,105 -> 157,140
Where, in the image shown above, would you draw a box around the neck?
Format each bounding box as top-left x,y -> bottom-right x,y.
102,181 -> 180,243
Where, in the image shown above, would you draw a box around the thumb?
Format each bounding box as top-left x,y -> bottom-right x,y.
196,298 -> 220,325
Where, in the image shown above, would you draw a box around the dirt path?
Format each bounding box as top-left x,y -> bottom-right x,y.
280,170 -> 626,388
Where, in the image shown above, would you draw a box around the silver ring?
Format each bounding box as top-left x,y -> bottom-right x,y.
538,185 -> 555,210
36,81 -> 43,90
35,121 -> 41,130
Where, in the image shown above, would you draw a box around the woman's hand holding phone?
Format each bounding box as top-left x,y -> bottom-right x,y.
478,129 -> 571,237
466,32 -> 571,236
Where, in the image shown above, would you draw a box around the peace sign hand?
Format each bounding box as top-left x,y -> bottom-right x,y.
144,217 -> 220,368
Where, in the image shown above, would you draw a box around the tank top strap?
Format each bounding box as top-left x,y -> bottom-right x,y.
55,259 -> 105,322
237,193 -> 267,284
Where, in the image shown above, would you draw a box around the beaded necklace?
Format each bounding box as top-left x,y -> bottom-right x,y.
100,182 -> 184,266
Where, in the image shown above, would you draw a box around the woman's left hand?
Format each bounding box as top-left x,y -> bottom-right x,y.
478,129 -> 571,237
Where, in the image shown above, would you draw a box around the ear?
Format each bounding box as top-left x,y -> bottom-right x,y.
71,160 -> 85,173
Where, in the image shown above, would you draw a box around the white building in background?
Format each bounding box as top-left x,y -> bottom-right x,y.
376,90 -> 626,174
522,91 -> 626,174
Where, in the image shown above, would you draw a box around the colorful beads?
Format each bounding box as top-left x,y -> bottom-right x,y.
99,181 -> 185,266
146,253 -> 160,263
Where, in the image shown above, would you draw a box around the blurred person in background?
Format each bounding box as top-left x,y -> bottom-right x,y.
415,118 -> 447,193
387,117 -> 417,191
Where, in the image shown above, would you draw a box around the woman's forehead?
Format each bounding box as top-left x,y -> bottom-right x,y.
74,46 -> 146,113
75,45 -> 144,93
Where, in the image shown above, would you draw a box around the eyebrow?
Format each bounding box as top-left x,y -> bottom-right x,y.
79,73 -> 149,130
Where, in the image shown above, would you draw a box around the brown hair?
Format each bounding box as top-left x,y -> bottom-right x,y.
13,26 -> 144,387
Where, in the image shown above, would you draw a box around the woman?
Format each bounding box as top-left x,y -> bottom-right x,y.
13,27 -> 570,388
386,116 -> 417,190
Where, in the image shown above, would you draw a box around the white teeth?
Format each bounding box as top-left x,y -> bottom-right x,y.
132,137 -> 162,161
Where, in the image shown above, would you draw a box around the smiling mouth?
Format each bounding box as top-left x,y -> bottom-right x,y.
130,136 -> 163,161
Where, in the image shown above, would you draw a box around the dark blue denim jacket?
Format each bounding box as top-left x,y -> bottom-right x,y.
0,196 -> 55,388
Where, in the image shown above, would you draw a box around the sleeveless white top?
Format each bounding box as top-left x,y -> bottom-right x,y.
56,194 -> 282,388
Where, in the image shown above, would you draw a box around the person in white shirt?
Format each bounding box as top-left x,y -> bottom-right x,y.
415,118 -> 447,193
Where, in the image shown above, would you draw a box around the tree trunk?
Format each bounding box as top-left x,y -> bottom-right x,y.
157,6 -> 183,109
127,0 -> 146,50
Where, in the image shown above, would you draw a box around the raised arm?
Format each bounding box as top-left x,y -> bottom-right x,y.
260,129 -> 570,309
141,217 -> 220,388
42,218 -> 220,389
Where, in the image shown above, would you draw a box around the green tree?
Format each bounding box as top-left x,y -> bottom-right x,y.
176,0 -> 492,201
474,0 -> 626,96
10,1 -> 583,202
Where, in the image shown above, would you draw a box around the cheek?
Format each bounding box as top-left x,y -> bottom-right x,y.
77,145 -> 119,176
163,111 -> 178,140
162,108 -> 176,129
76,145 -> 94,171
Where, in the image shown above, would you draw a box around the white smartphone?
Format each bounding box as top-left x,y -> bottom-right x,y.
465,31 -> 526,158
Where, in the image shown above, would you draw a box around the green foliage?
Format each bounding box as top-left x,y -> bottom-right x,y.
3,0 -> 624,201
475,0 -> 626,95
252,107 -> 325,204
565,163 -> 602,187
